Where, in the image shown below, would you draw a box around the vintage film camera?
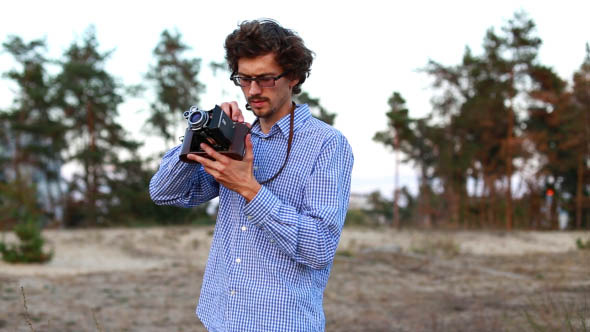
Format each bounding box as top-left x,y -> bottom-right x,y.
179,105 -> 250,163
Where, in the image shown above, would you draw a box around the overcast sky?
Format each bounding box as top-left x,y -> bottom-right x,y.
1,0 -> 589,196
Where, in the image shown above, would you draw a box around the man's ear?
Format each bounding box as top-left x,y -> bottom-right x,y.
289,78 -> 300,90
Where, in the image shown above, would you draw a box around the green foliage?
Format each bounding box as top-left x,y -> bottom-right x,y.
1,35 -> 66,220
374,11 -> 590,229
409,237 -> 460,257
1,28 -> 215,228
0,178 -> 53,262
145,29 -> 204,148
0,13 -> 586,230
345,208 -> 373,226
104,157 -> 213,226
52,27 -> 142,227
576,237 -> 590,250
0,217 -> 52,263
345,188 -> 417,227
295,91 -> 336,125
0,179 -> 41,222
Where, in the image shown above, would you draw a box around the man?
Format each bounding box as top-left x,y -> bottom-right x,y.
149,19 -> 354,332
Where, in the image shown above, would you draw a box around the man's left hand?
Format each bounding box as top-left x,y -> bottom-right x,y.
187,134 -> 261,202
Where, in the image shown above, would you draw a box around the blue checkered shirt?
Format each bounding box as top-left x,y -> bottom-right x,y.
149,104 -> 354,332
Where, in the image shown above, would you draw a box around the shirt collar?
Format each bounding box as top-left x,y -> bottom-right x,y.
251,103 -> 312,138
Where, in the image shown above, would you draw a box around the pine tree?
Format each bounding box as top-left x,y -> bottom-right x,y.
570,44 -> 590,229
423,11 -> 543,229
526,45 -> 590,229
1,36 -> 66,223
373,92 -> 444,226
145,30 -> 204,149
53,27 -> 140,226
295,91 -> 337,125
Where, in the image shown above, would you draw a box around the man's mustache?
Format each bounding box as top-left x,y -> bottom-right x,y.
248,96 -> 270,103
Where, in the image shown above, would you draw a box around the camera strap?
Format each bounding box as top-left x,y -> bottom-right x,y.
258,105 -> 295,185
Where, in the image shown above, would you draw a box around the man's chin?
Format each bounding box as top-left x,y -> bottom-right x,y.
252,107 -> 272,119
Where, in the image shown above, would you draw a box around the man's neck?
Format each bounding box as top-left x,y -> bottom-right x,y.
259,102 -> 295,134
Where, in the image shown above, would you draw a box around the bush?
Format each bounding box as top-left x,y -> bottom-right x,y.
0,217 -> 53,263
345,208 -> 374,226
576,237 -> 590,250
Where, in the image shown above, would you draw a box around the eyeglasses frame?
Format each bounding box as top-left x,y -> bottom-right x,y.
230,71 -> 289,88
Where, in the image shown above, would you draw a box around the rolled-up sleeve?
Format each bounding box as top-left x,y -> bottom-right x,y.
149,145 -> 219,207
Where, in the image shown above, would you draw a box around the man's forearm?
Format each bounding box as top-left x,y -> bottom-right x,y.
149,145 -> 219,207
243,185 -> 346,270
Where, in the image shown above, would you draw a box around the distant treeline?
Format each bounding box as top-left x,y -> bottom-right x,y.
0,27 -> 334,229
363,12 -> 589,230
0,12 -> 588,231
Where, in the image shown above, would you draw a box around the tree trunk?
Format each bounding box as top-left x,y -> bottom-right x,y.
393,135 -> 400,229
448,186 -> 459,226
485,175 -> 496,226
505,107 -> 514,231
86,101 -> 98,225
576,155 -> 583,229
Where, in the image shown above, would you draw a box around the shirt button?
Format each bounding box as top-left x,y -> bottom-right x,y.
241,226 -> 247,231
230,290 -> 236,296
235,258 -> 241,264
253,166 -> 258,171
247,215 -> 253,220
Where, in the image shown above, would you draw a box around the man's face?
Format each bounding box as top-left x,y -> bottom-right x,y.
237,53 -> 298,121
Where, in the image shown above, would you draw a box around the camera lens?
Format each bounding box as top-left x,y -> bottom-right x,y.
190,112 -> 202,123
188,109 -> 208,129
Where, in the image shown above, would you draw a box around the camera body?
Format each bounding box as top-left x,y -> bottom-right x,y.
179,105 -> 249,163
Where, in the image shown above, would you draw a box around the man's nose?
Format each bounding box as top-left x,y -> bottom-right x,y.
248,81 -> 262,94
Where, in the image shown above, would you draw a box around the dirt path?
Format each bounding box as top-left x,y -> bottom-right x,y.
1,227 -> 589,331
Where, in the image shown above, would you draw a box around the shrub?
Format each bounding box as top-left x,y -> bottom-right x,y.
576,237 -> 590,250
0,216 -> 53,263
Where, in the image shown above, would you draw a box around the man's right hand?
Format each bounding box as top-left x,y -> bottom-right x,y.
220,101 -> 245,123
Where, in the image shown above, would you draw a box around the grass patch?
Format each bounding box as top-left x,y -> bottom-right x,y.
336,249 -> 354,258
410,236 -> 461,257
519,294 -> 590,332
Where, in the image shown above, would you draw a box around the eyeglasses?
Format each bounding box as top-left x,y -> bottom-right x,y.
230,72 -> 288,88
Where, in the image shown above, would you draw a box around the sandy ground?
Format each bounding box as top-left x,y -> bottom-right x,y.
0,227 -> 589,331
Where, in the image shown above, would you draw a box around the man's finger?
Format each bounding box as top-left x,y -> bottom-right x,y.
201,164 -> 220,179
220,101 -> 245,123
187,153 -> 198,162
190,154 -> 218,170
200,143 -> 229,163
244,134 -> 254,162
220,102 -> 232,119
229,101 -> 245,122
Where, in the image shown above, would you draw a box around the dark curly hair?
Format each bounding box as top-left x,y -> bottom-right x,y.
224,19 -> 314,95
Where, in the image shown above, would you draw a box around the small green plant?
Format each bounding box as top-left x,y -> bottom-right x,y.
336,249 -> 354,258
410,236 -> 461,257
0,217 -> 53,263
576,237 -> 590,250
